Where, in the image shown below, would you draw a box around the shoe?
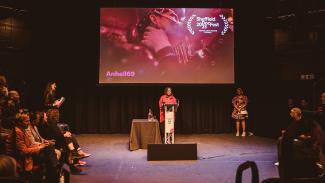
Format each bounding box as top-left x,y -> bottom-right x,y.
70,164 -> 81,173
242,132 -> 246,137
75,160 -> 87,166
70,165 -> 87,175
72,150 -> 87,160
78,150 -> 91,158
236,132 -> 239,136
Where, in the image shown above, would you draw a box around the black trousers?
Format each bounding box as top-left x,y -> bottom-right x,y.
159,122 -> 165,143
33,144 -> 60,183
65,134 -> 80,150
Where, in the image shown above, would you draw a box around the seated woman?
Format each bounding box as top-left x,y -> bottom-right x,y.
36,110 -> 89,172
13,113 -> 55,182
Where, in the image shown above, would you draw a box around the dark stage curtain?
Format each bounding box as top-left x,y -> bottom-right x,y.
62,85 -> 235,134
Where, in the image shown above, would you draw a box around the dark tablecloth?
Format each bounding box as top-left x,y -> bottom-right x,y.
129,119 -> 162,151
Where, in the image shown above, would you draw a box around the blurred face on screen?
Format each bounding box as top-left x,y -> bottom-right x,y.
150,15 -> 172,30
149,8 -> 179,31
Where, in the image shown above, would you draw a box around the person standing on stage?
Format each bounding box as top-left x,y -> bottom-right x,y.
232,87 -> 248,137
159,87 -> 178,141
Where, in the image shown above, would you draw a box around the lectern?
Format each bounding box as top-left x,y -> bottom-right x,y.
164,104 -> 178,144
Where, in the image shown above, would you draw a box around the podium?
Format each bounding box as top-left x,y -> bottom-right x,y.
147,103 -> 197,161
164,104 -> 178,144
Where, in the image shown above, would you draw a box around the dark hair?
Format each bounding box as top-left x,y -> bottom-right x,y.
47,109 -> 60,123
43,82 -> 56,99
164,87 -> 172,95
0,155 -> 17,177
15,113 -> 29,124
34,111 -> 46,125
236,87 -> 244,94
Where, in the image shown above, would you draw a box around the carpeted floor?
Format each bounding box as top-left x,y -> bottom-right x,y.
70,134 -> 279,183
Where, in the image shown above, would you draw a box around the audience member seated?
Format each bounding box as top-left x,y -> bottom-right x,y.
316,91 -> 325,132
6,113 -> 47,182
36,110 -> 89,174
26,113 -> 65,182
0,75 -> 9,129
28,112 -> 61,160
299,98 -> 311,111
278,107 -> 325,183
0,155 -> 23,183
1,90 -> 22,132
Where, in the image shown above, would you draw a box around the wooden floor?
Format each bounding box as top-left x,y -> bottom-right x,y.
71,134 -> 279,183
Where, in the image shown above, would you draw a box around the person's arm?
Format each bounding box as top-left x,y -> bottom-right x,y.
155,46 -> 178,63
141,26 -> 178,63
159,96 -> 164,110
48,120 -> 66,144
232,97 -> 240,111
241,96 -> 248,108
142,26 -> 171,53
44,93 -> 54,108
172,96 -> 179,112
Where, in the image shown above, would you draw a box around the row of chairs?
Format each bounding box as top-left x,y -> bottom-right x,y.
236,161 -> 325,183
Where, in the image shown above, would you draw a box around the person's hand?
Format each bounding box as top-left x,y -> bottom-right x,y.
64,131 -> 72,138
48,139 -> 56,145
53,100 -> 61,107
141,26 -> 171,53
39,143 -> 48,150
299,134 -> 310,139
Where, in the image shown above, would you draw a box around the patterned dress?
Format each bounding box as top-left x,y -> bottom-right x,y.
231,95 -> 248,120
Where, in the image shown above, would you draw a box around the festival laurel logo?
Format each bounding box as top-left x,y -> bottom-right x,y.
186,14 -> 229,36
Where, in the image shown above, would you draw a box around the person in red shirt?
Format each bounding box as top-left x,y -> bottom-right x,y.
159,87 -> 178,142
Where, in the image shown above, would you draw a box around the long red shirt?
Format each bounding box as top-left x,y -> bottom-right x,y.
159,95 -> 177,123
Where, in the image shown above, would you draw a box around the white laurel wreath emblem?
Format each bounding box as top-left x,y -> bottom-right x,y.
220,14 -> 229,35
187,14 -> 196,35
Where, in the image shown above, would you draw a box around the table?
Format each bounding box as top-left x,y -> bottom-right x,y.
129,119 -> 162,151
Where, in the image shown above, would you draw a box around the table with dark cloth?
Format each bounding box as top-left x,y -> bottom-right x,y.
129,119 -> 162,151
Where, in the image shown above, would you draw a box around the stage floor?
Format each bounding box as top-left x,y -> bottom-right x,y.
71,134 -> 279,183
